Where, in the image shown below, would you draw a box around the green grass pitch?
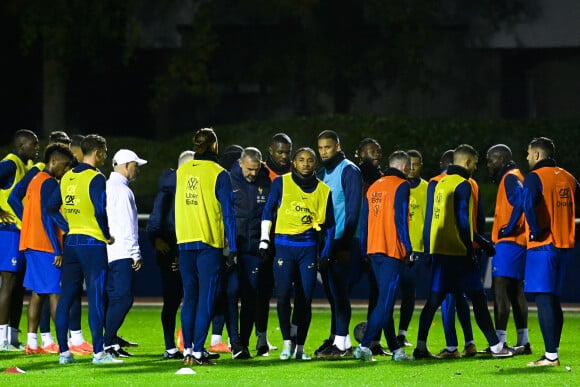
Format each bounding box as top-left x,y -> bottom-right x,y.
1,306 -> 579,386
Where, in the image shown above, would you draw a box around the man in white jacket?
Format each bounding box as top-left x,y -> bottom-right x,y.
104,149 -> 147,358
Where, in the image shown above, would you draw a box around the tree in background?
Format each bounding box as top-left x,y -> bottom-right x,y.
3,0 -> 140,138
2,0 -> 538,139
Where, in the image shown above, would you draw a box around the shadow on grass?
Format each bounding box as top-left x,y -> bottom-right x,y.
483,364 -> 565,376
5,351 -> 561,377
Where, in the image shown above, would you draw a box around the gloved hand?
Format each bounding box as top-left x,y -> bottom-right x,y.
479,238 -> 496,257
258,239 -> 273,264
225,253 -> 237,273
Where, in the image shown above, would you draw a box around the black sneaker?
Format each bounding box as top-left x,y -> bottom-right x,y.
316,344 -> 347,358
117,335 -> 138,348
202,348 -> 220,360
105,347 -> 121,358
256,345 -> 269,357
491,345 -> 514,359
192,354 -> 216,365
369,343 -> 392,356
397,335 -> 413,347
512,342 -> 532,356
163,350 -> 184,360
240,347 -> 252,359
314,338 -> 333,356
231,342 -> 251,360
412,348 -> 438,360
116,347 -> 133,358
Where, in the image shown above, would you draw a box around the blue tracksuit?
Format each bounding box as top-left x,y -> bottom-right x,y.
318,152 -> 362,338
262,172 -> 335,345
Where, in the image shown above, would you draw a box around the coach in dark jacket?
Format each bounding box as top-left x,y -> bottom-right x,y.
230,147 -> 272,356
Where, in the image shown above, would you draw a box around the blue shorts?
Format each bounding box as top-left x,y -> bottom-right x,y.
492,241 -> 526,280
524,244 -> 570,296
0,230 -> 25,272
23,250 -> 61,294
431,254 -> 483,294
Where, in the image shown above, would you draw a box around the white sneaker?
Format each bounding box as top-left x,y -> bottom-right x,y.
392,350 -> 414,361
279,342 -> 292,361
59,353 -> 78,364
93,353 -> 123,364
354,345 -> 374,361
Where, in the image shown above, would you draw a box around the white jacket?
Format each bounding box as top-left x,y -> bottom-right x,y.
106,171 -> 141,263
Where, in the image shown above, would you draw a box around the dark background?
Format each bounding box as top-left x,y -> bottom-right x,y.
2,0 -> 580,143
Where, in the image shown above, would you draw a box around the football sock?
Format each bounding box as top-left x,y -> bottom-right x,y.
545,352 -> 558,361
0,324 -> 7,343
446,346 -> 458,352
394,347 -> 404,355
166,348 -> 178,354
517,329 -> 529,345
192,351 -> 202,359
333,335 -> 346,351
61,350 -> 71,357
41,332 -> 54,346
495,330 -> 507,344
295,344 -> 304,354
69,330 -> 85,346
27,333 -> 38,349
398,329 -> 407,337
210,334 -> 222,346
345,334 -> 352,349
8,326 -> 18,344
490,342 -> 503,353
